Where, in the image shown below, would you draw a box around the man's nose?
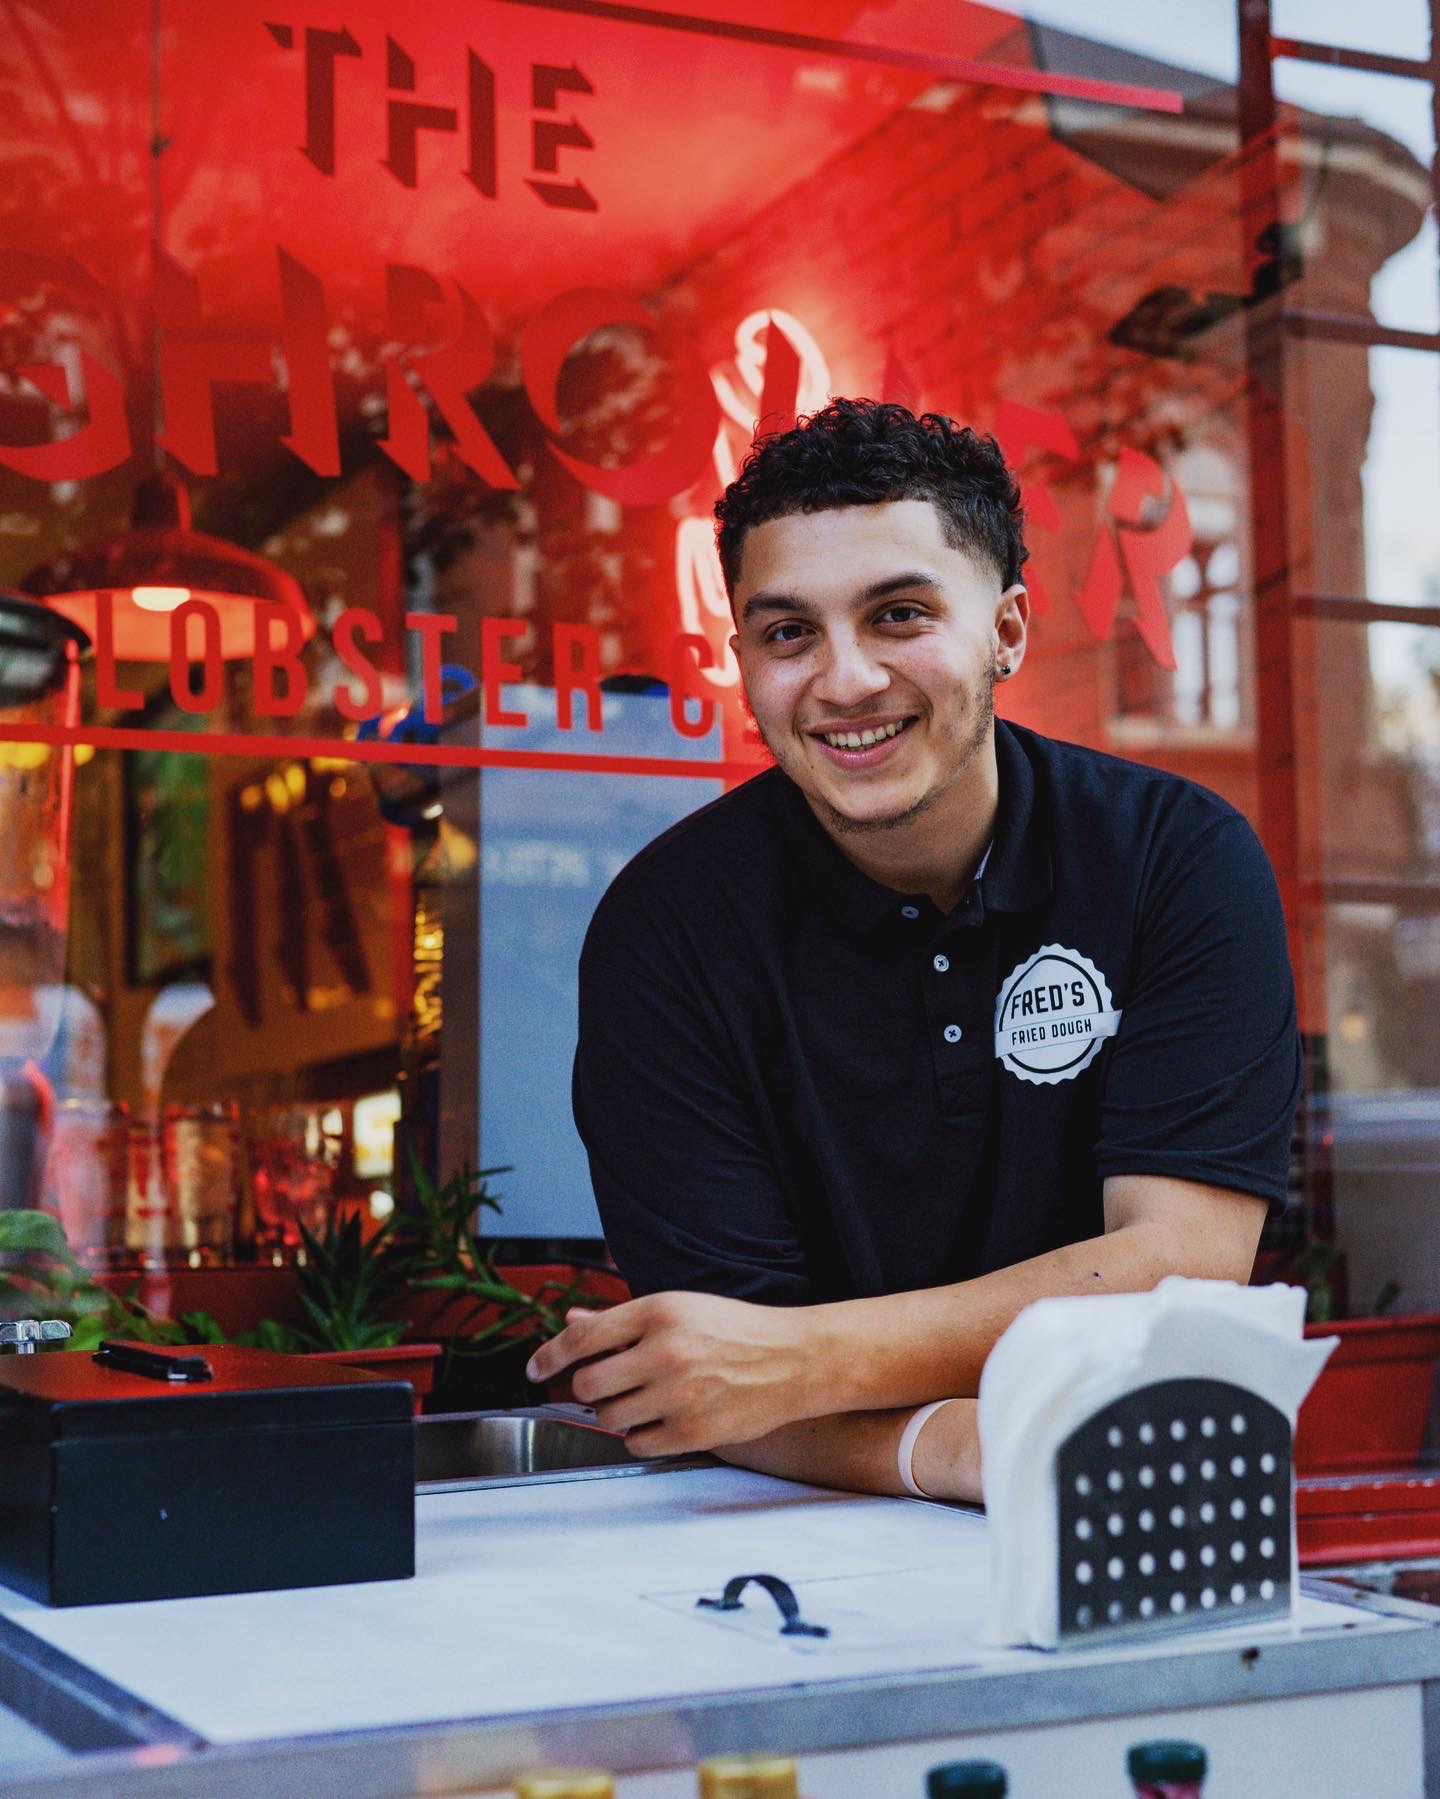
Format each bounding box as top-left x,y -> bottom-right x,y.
811,631 -> 888,708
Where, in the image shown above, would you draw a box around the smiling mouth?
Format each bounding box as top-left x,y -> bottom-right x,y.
810,716 -> 917,756
817,712 -> 918,748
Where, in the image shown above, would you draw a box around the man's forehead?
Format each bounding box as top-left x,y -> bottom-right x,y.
733,498 -> 985,599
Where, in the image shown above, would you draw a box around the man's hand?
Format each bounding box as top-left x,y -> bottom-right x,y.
525,1291 -> 818,1457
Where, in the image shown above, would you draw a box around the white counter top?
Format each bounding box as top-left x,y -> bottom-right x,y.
0,1466 -> 1387,1747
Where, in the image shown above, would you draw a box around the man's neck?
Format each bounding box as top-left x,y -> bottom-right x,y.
806,734 -> 999,916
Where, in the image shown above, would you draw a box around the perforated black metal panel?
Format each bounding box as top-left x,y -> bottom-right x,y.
1056,1377 -> 1291,1648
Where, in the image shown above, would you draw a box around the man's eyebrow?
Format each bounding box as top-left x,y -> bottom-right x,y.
740,591 -> 815,623
862,571 -> 944,602
739,571 -> 942,624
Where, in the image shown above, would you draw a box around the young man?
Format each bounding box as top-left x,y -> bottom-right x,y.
528,399 -> 1299,1503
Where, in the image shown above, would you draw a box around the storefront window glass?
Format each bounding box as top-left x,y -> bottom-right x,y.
0,2 -> 1434,1305
1273,0 -> 1431,63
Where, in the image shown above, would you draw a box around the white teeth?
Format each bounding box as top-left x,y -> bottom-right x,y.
822,719 -> 908,750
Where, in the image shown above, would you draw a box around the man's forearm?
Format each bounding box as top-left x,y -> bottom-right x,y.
797,1208 -> 1244,1421
531,1177 -> 1265,1460
715,1398 -> 982,1503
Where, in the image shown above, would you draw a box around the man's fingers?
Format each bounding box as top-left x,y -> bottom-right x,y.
591,1383 -> 663,1433
524,1332 -> 566,1384
621,1421 -> 681,1460
570,1344 -> 648,1407
526,1297 -> 643,1383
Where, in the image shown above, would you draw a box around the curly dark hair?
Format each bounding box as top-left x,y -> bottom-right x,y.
714,398 -> 1028,598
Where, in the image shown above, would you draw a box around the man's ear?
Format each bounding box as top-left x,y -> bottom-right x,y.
996,583 -> 1029,676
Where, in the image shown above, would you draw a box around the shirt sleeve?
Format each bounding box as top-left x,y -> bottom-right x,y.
573,945 -> 816,1304
1094,811 -> 1301,1207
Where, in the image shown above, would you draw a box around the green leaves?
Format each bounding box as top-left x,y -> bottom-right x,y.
395,1150 -> 613,1359
0,1208 -> 86,1271
287,1211 -> 410,1352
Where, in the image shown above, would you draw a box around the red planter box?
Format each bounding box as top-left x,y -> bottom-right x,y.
95,1265 -> 305,1335
1296,1314 -> 1440,1476
307,1342 -> 442,1415
1298,1472 -> 1440,1567
1295,1313 -> 1440,1566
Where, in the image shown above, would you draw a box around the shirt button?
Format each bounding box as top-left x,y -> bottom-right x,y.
943,1023 -> 963,1044
933,953 -> 950,973
901,905 -> 920,920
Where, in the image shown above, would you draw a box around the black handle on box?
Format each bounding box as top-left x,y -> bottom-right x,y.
94,1340 -> 214,1383
696,1572 -> 830,1638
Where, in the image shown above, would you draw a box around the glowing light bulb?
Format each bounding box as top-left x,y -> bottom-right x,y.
131,585 -> 192,613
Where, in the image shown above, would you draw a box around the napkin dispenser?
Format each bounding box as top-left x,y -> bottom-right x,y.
1056,1376 -> 1290,1646
981,1279 -> 1336,1651
0,1342 -> 414,1606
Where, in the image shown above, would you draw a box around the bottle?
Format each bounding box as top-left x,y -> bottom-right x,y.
515,1774 -> 614,1798
1127,1739 -> 1207,1798
926,1760 -> 1008,1797
698,1754 -> 800,1797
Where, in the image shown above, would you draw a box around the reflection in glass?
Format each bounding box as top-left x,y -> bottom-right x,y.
1273,58 -> 1437,336
473,687 -> 723,1239
1360,350 -> 1440,611
45,1098 -> 130,1268
247,1104 -> 343,1262
1272,0 -> 1429,64
163,1101 -> 241,1266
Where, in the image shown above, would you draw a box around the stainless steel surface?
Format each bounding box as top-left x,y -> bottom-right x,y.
414,1408 -> 711,1491
0,1614 -> 200,1757
1,1583 -> 1437,1797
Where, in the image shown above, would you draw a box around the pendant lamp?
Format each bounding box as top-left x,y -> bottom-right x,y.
20,469 -> 315,662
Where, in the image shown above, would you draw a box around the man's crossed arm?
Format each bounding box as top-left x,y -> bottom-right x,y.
525,1175 -> 1269,1503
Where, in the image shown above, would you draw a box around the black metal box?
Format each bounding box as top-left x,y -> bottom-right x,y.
0,1344 -> 414,1606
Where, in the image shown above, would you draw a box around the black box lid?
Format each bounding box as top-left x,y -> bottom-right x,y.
0,1343 -> 413,1440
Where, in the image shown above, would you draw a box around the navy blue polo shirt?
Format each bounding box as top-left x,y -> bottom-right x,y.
572,720 -> 1301,1306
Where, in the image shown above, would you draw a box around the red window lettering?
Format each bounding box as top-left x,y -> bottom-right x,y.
994,399 -> 1080,618
380,265 -> 517,490
1076,448 -> 1193,671
0,253 -> 131,481
265,24 -> 598,210
529,64 -> 597,212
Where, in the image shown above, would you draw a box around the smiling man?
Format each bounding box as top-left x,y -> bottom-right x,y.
529,399 -> 1300,1504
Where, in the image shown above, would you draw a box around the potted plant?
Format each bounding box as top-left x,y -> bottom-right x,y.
386,1157 -> 626,1410
217,1212 -> 442,1414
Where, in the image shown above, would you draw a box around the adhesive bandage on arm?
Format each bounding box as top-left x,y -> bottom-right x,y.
897,1398 -> 960,1498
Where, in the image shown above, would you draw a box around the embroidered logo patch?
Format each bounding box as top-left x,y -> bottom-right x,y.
994,943 -> 1121,1085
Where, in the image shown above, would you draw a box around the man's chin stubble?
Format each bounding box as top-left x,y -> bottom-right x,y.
820,783 -> 942,838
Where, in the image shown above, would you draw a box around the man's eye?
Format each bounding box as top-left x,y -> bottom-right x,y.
766,622 -> 810,645
879,603 -> 926,624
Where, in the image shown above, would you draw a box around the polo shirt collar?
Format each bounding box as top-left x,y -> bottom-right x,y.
775,719 -> 1052,937
983,720 -> 1053,914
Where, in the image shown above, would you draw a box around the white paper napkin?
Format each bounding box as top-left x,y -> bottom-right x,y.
978,1277 -> 1336,1648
